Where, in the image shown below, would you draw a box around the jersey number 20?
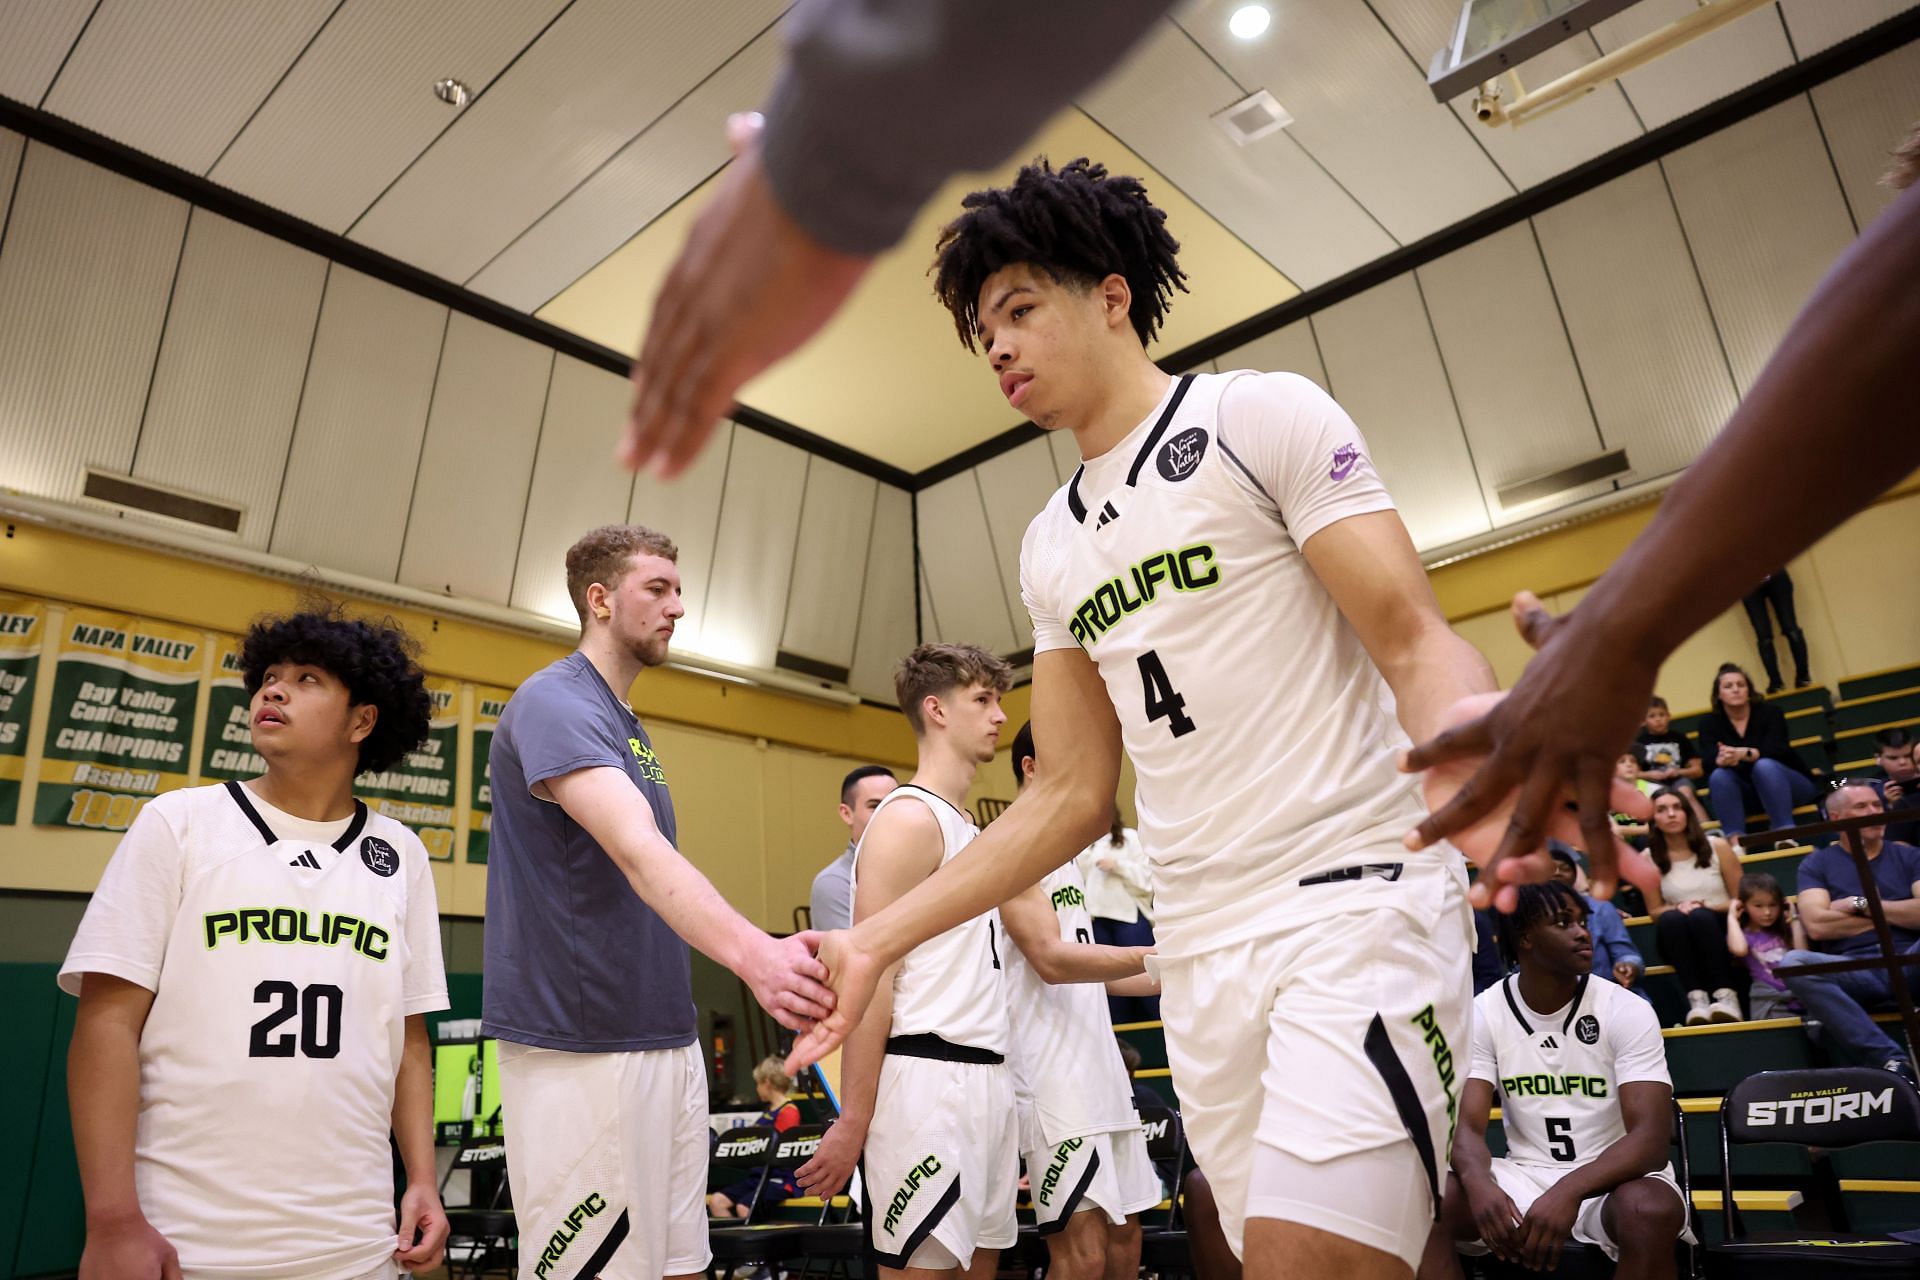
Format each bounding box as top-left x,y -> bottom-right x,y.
250,980 -> 343,1059
1138,650 -> 1196,738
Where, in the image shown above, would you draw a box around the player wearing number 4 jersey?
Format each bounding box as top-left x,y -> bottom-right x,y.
60,610 -> 451,1280
791,159 -> 1516,1280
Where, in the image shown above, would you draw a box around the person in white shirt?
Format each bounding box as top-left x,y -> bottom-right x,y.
1074,810 -> 1157,1024
1418,879 -> 1690,1279
61,609 -> 451,1280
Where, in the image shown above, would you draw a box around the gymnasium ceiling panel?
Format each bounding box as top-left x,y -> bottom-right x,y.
0,0 -> 94,103
1779,0 -> 1918,56
1593,0 -> 1795,130
1811,39 -> 1920,229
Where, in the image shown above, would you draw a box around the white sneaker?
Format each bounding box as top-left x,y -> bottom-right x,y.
1685,990 -> 1712,1026
1709,988 -> 1743,1022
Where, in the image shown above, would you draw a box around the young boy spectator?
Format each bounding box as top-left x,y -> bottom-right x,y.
708,1058 -> 806,1219
1549,844 -> 1647,999
1872,729 -> 1920,844
61,609 -> 451,1279
1634,697 -> 1709,824
1419,881 -> 1691,1280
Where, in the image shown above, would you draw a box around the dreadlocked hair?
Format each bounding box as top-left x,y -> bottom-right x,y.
931,157 -> 1187,352
1493,879 -> 1586,969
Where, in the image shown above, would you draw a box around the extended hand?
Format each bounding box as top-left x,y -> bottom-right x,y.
785,930 -> 882,1072
394,1182 -> 450,1273
1401,592 -> 1661,911
795,1118 -> 864,1200
743,930 -> 834,1031
1613,961 -> 1639,988
78,1213 -> 180,1280
623,113 -> 873,478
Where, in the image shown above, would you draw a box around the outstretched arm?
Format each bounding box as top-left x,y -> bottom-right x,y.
999,880 -> 1149,985
1403,179 -> 1920,904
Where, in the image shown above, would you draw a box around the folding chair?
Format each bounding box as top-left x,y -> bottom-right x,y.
439,1133 -> 514,1280
1705,1066 -> 1920,1277
707,1124 -> 823,1280
1136,1105 -> 1193,1277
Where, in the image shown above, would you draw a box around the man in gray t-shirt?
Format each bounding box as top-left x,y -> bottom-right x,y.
484,524 -> 830,1280
809,765 -> 896,933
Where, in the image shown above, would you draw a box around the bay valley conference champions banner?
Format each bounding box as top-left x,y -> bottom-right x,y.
466,686 -> 508,864
35,607 -> 200,831
357,677 -> 461,862
0,596 -> 45,823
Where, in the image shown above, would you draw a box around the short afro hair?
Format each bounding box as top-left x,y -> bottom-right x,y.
1494,879 -> 1586,969
932,157 -> 1187,352
239,607 -> 432,776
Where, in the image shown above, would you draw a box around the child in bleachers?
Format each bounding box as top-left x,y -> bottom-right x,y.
707,1058 -> 805,1219
1725,872 -> 1806,1022
1611,754 -> 1652,843
1633,696 -> 1710,824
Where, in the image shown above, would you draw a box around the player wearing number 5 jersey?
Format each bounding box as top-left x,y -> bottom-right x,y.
790,159 -> 1509,1280
60,610 -> 450,1280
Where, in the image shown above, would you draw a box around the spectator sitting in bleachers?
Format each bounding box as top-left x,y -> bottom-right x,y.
1418,880 -> 1691,1280
1611,754 -> 1652,844
1633,695 -> 1710,825
1871,728 -> 1920,845
1776,782 -> 1920,1086
1549,843 -> 1647,1000
1724,872 -> 1806,1022
1696,663 -> 1820,842
706,1058 -> 805,1219
1645,787 -> 1745,1025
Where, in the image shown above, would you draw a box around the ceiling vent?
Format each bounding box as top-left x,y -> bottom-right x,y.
1213,89 -> 1295,145
1495,449 -> 1631,509
82,469 -> 243,534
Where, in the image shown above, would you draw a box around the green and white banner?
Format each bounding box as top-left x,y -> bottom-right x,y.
0,596 -> 45,824
359,676 -> 460,861
199,633 -> 263,783
35,607 -> 201,831
467,685 -> 509,864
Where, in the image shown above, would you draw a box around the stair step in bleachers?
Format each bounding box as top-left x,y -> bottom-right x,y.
1832,690 -> 1920,733
1838,1181 -> 1920,1233
1840,663 -> 1920,702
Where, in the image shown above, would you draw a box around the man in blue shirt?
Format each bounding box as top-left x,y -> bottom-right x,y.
484,523 -> 833,1280
1548,843 -> 1647,999
1779,782 -> 1920,1085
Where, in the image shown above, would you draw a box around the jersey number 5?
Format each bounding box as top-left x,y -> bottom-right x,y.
250,980 -> 343,1059
1545,1116 -> 1576,1162
1137,650 -> 1195,738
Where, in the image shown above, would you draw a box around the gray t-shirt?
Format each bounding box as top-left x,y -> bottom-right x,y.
482,652 -> 695,1051
809,843 -> 856,933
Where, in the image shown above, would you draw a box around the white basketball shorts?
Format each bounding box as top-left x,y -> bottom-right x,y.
1025,1124 -> 1164,1232
1479,1158 -> 1692,1260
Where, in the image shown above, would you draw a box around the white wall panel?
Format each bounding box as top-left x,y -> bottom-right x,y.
974,439 -> 1063,651
1312,274 -> 1490,550
1533,165 -> 1740,480
1664,97 -> 1857,396
915,472 -> 1018,653
469,23 -> 782,306
1417,222 -> 1609,523
850,486 -> 917,703
1077,21 -> 1396,288
1810,41 -> 1920,231
781,460 -> 880,668
508,356 -> 637,622
0,0 -> 94,102
271,268 -> 448,579
699,429 -> 808,668
1595,0 -> 1794,130
350,0 -> 783,283
0,129 -> 23,235
43,0 -> 337,173
212,0 -> 572,233
133,211 -> 328,548
1780,0 -> 1916,57
628,420 -> 735,653
0,144 -> 186,503
1191,0 -> 1514,243
1218,320 -> 1328,389
397,315 -> 553,603
1046,430 -> 1081,486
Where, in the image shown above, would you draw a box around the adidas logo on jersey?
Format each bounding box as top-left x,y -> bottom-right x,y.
1539,1036 -> 1558,1049
1095,500 -> 1121,529
288,851 -> 322,870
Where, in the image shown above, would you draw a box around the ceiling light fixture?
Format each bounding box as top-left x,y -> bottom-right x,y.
433,78 -> 471,107
1228,5 -> 1270,40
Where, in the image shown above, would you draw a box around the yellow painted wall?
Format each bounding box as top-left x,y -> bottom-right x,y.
0,521 -> 916,927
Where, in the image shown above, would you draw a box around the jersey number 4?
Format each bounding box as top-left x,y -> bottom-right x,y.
1138,650 -> 1196,738
250,980 -> 343,1059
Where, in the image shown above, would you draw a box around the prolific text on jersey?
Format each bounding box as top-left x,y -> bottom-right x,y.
203,908 -> 391,960
1067,544 -> 1221,647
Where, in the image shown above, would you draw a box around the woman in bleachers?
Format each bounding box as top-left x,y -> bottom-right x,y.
1645,786 -> 1745,1025
1695,663 -> 1819,841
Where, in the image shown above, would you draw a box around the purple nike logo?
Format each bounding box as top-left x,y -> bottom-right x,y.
1330,444 -> 1359,481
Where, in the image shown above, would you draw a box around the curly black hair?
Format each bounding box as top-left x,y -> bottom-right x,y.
932,157 -> 1187,352
1494,879 -> 1587,969
239,607 -> 432,775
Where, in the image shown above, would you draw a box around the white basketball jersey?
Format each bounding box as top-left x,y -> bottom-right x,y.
1003,859 -> 1139,1145
855,785 -> 1008,1054
65,782 -> 429,1278
1470,974 -> 1674,1171
1021,370 -> 1450,960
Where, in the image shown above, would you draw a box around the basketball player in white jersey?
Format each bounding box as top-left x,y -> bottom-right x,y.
786,158 -> 1650,1280
998,720 -> 1162,1280
62,609 -> 450,1280
795,644 -> 1146,1277
1421,880 -> 1689,1279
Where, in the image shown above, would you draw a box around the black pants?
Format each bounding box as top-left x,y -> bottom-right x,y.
1656,906 -> 1736,994
1741,571 -> 1809,689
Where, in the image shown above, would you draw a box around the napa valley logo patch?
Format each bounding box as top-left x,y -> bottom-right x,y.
1575,1014 -> 1600,1045
360,835 -> 399,878
1156,427 -> 1209,482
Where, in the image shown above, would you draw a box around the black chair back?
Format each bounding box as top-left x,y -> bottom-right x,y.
1138,1104 -> 1189,1228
